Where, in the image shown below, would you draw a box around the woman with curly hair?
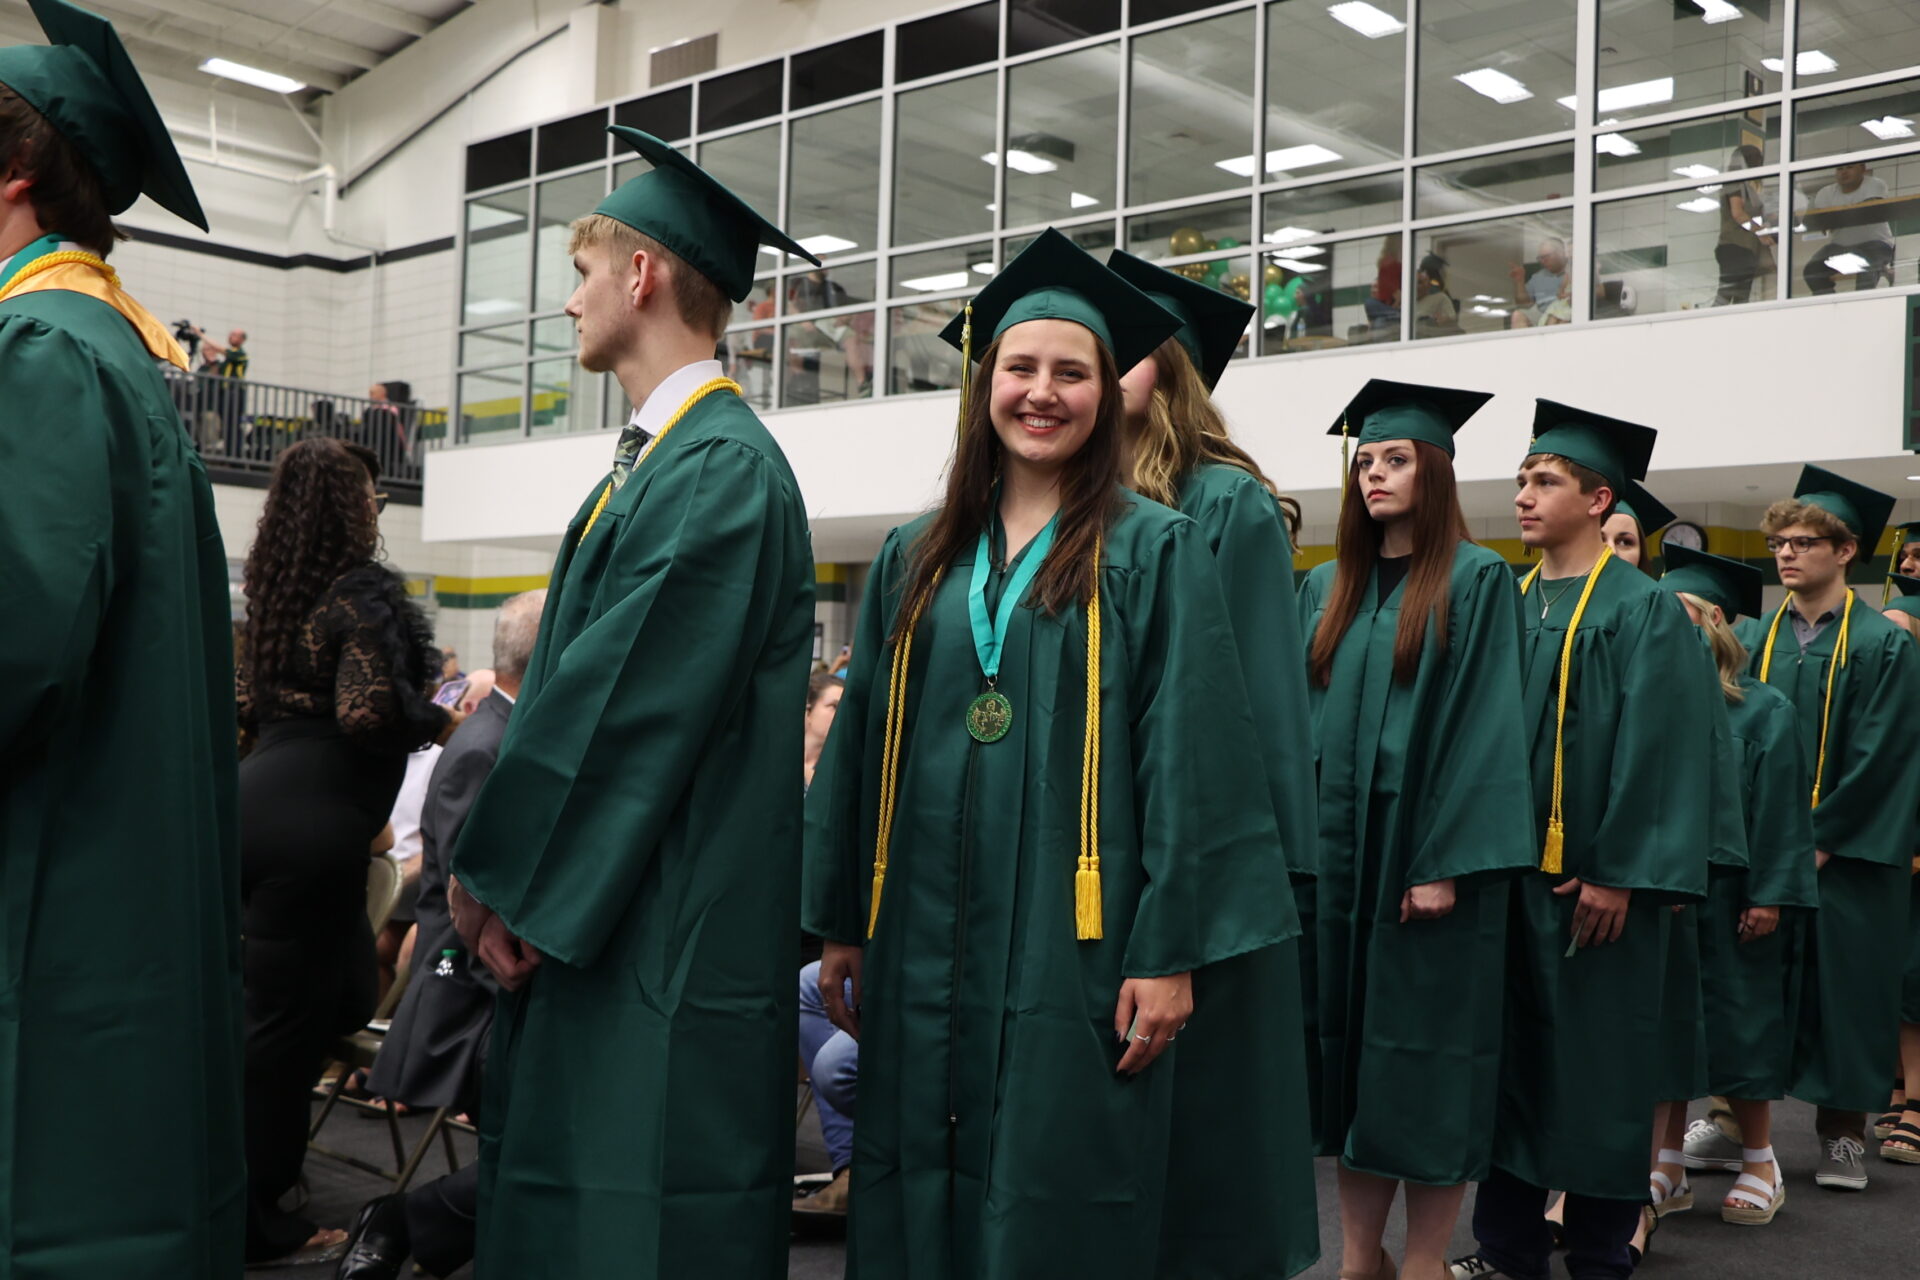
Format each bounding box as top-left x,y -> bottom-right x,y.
237,438 -> 453,1267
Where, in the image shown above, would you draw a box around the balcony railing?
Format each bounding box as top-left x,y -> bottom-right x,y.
165,370 -> 446,503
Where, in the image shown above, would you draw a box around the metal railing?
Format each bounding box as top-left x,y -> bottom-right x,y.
164,370 -> 446,502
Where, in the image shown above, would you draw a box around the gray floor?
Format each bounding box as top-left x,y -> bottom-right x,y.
286,1096 -> 1917,1278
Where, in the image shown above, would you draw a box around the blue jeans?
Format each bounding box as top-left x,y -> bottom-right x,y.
799,960 -> 858,1172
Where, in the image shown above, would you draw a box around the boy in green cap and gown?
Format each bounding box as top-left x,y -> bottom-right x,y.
1712,467 -> 1920,1194
0,3 -> 244,1276
1452,402 -> 1716,1280
446,126 -> 817,1278
804,230 -> 1303,1279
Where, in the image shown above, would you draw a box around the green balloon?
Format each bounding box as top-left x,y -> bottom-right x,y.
1217,236 -> 1242,251
1263,281 -> 1284,310
1204,259 -> 1229,283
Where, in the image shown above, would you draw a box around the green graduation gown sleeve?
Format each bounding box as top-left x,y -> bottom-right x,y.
1298,542 -> 1536,1184
453,393 -> 815,1279
801,494 -> 1299,1280
0,289 -> 244,1277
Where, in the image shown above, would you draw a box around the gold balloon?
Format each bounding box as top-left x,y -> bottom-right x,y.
1168,226 -> 1205,257
1225,273 -> 1251,301
1264,263 -> 1286,287
1171,262 -> 1208,281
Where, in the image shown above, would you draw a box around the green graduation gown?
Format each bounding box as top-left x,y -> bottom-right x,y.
0,273 -> 244,1274
1743,597 -> 1920,1111
1159,462 -> 1318,1277
1496,561 -> 1714,1200
1699,677 -> 1818,1098
1298,542 -> 1537,1184
803,493 -> 1298,1280
451,390 -> 815,1278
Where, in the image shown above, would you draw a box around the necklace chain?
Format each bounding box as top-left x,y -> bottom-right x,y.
1538,577 -> 1579,619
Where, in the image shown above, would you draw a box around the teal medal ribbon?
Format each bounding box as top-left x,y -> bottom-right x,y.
0,234 -> 66,294
965,512 -> 1058,742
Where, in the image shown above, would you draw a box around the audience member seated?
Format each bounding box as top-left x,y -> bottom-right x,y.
1507,236 -> 1568,328
1413,253 -> 1460,335
1803,161 -> 1897,294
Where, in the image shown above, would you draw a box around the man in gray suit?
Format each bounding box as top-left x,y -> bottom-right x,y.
342,588 -> 546,1280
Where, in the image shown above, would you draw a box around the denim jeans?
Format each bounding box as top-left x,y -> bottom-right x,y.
799,960 -> 859,1172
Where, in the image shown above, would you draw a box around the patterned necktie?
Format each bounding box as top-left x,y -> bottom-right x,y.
607,417 -> 653,493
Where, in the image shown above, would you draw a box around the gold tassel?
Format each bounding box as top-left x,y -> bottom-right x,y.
957,300 -> 973,436
1541,820 -> 1564,876
1338,414 -> 1350,522
1076,535 -> 1105,941
1075,854 -> 1103,940
867,868 -> 887,938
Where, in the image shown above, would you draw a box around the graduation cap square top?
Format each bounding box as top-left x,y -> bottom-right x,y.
1327,378 -> 1493,459
939,228 -> 1181,376
1104,249 -> 1253,392
0,0 -> 205,230
1614,481 -> 1675,537
1793,464 -> 1894,554
597,125 -> 818,303
1659,542 -> 1763,622
1890,520 -> 1920,550
1526,399 -> 1657,493
1885,572 -> 1920,619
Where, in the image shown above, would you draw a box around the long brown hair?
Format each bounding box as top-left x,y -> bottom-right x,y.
891,334 -> 1126,642
1308,439 -> 1471,686
1676,592 -> 1747,703
1128,337 -> 1302,539
242,438 -> 381,710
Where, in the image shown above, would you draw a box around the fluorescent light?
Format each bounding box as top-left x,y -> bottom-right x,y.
465,298 -> 520,316
1673,163 -> 1720,179
981,150 -> 1057,174
1676,197 -> 1719,213
1471,304 -> 1511,316
796,234 -> 858,256
1215,144 -> 1344,177
1263,225 -> 1317,245
1863,115 -> 1915,141
1327,2 -> 1406,38
1456,68 -> 1533,104
1470,294 -> 1503,302
1596,133 -> 1641,157
1692,0 -> 1742,23
1696,183 -> 1723,194
1762,51 -> 1838,75
971,262 -> 996,274
1069,191 -> 1100,208
200,57 -> 306,94
1827,252 -> 1870,274
1270,245 -> 1326,259
899,271 -> 972,292
1558,77 -> 1674,113
1276,260 -> 1326,273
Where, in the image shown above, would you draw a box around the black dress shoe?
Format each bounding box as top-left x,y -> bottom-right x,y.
336,1195 -> 409,1280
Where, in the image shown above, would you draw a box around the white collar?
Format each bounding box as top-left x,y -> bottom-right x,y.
496,688 -> 516,705
630,359 -> 724,442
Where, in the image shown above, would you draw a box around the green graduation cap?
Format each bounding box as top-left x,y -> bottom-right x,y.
1793,464 -> 1893,554
597,125 -> 818,302
1104,249 -> 1253,392
1884,572 -> 1920,619
0,0 -> 205,230
1527,399 -> 1657,493
1326,378 -> 1493,459
1615,481 -> 1676,536
1660,543 -> 1762,621
939,227 -> 1181,376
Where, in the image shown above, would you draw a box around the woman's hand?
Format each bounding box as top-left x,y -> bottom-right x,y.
820,941 -> 864,1040
1738,905 -> 1780,941
1113,973 -> 1192,1076
435,707 -> 468,746
1401,878 -> 1457,923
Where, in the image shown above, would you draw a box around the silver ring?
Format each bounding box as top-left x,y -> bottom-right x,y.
1131,1033 -> 1151,1042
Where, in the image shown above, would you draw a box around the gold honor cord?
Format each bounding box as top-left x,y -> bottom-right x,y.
578,377 -> 742,545
957,301 -> 973,435
0,248 -> 119,301
1758,588 -> 1854,807
1338,415 -> 1351,522
868,538 -> 1107,942
1519,546 -> 1615,875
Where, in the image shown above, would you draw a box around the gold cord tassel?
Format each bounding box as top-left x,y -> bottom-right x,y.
957,300 -> 973,435
1076,536 -> 1105,940
1541,820 -> 1565,876
1338,414 -> 1350,522
1521,548 -> 1612,875
868,582 -> 931,938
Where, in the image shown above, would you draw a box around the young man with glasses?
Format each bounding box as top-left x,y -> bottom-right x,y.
1689,467 -> 1920,1193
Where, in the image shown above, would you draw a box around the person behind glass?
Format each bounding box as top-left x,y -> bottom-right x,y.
1107,247 -> 1318,1279
1453,404 -> 1717,1280
1413,254 -> 1459,335
1644,547 -> 1817,1235
803,229 -> 1301,1279
237,437 -> 455,1266
796,669 -> 856,1218
1712,145 -> 1770,307
1302,381 -> 1536,1280
1365,233 -> 1402,333
1803,161 -> 1897,293
1507,236 -> 1568,329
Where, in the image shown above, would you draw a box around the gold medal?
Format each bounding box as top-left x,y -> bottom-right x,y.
966,690 -> 1013,743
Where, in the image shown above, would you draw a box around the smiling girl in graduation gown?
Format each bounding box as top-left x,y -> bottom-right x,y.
1298,381 -> 1537,1280
803,229 -> 1300,1279
1107,248 -> 1318,1279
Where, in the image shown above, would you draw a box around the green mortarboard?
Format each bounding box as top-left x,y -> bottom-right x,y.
1526,399 -> 1657,493
1885,573 -> 1920,619
1793,464 -> 1893,554
1660,543 -> 1762,621
1104,249 -> 1253,392
1615,481 -> 1676,536
598,125 -> 818,302
939,227 -> 1181,376
1891,520 -> 1920,548
0,0 -> 205,230
1327,378 -> 1494,459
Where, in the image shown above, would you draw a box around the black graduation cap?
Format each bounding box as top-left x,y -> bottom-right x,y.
1104,249 -> 1254,392
1325,378 -> 1494,459
1527,399 -> 1658,493
1794,465 -> 1894,555
1660,543 -> 1763,622
1615,481 -> 1676,536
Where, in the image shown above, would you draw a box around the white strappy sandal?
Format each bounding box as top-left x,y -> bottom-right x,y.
1722,1146 -> 1787,1226
1650,1149 -> 1694,1218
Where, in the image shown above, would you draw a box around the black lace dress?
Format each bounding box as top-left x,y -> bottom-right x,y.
236,562 -> 447,1261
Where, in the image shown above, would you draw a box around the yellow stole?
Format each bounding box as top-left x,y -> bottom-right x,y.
0,250 -> 188,369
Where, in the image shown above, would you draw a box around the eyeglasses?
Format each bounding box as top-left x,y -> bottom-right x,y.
1765,535 -> 1832,555
373,492 -> 390,513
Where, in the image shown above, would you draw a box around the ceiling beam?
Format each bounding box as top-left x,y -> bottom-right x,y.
79,7 -> 350,92
319,0 -> 433,40
98,0 -> 384,71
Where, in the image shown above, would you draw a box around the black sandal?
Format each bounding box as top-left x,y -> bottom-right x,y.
1875,1098 -> 1906,1141
1880,1117 -> 1920,1165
